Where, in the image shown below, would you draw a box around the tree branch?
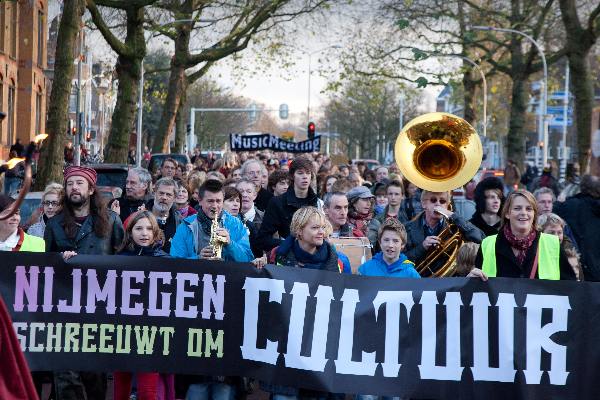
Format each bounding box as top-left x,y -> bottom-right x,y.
86,0 -> 129,56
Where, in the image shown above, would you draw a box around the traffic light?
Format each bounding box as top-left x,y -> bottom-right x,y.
68,119 -> 76,136
307,122 -> 316,140
186,123 -> 192,135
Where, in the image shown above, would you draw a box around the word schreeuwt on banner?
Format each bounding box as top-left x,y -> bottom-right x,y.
229,133 -> 320,153
0,252 -> 595,399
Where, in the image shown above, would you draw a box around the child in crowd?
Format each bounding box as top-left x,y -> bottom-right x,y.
358,219 -> 419,278
114,211 -> 174,400
454,242 -> 480,277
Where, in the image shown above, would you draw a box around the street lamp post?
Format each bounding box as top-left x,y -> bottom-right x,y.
470,25 -> 548,167
136,18 -> 200,166
297,45 -> 342,121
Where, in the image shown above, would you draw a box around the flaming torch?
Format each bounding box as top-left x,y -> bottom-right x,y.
0,133 -> 48,220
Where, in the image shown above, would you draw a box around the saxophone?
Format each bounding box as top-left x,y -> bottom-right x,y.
209,214 -> 228,260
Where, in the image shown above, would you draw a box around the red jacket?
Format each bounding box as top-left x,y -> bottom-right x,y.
0,295 -> 37,399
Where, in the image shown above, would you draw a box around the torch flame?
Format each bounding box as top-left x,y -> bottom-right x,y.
34,133 -> 48,143
4,158 -> 25,169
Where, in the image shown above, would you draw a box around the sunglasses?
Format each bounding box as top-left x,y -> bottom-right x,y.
42,201 -> 60,207
428,197 -> 448,205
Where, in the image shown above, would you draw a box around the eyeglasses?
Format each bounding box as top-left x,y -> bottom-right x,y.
42,201 -> 60,207
428,197 -> 447,205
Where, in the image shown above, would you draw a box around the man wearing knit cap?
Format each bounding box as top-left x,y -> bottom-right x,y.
44,165 -> 124,400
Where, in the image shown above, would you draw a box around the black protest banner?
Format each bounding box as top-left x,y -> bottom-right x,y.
1,252 -> 599,399
229,133 -> 320,153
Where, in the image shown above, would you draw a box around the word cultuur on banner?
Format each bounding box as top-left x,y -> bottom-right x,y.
0,252 -> 594,399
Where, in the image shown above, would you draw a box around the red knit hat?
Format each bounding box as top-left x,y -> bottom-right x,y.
64,166 -> 97,186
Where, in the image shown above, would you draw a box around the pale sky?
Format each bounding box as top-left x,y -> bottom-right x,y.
48,0 -> 441,125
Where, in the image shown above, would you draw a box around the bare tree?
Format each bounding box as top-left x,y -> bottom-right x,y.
35,0 -> 86,189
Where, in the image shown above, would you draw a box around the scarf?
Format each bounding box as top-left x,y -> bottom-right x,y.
347,209 -> 373,237
276,236 -> 331,270
177,205 -> 191,218
292,239 -> 330,270
503,224 -> 536,265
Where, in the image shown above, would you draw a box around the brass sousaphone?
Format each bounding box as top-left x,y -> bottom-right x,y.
395,112 -> 482,277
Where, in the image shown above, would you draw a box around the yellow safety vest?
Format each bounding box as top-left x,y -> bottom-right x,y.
481,232 -> 560,280
19,234 -> 45,252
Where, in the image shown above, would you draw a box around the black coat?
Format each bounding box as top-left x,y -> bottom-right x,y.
44,211 -> 124,255
475,230 -> 575,280
145,200 -> 182,253
117,196 -> 146,223
554,193 -> 600,281
256,187 -> 320,253
254,187 -> 273,212
469,213 -> 501,237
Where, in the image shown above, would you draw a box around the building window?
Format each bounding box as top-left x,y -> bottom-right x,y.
37,10 -> 44,66
7,84 -> 14,146
10,2 -> 17,58
35,90 -> 43,135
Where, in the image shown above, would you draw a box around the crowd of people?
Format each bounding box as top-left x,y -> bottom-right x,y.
1,148 -> 600,400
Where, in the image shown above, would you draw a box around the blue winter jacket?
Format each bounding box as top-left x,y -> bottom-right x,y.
358,252 -> 421,278
169,211 -> 254,262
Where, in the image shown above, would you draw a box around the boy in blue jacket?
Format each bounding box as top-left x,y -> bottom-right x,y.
358,218 -> 420,278
170,179 -> 253,261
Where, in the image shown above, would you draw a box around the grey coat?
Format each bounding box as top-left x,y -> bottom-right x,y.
404,212 -> 484,265
44,211 -> 124,255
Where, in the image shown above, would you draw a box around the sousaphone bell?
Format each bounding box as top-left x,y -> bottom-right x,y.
394,112 -> 482,276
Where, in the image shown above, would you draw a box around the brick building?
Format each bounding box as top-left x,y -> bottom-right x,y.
0,0 -> 48,160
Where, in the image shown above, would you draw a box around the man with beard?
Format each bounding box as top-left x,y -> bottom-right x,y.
170,179 -> 253,261
116,167 -> 152,222
44,166 -> 124,400
241,159 -> 272,211
145,177 -> 181,253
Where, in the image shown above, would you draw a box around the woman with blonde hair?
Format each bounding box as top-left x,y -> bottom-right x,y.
263,206 -> 349,400
27,182 -> 64,238
469,190 -> 576,280
268,206 -> 349,273
537,212 -> 582,280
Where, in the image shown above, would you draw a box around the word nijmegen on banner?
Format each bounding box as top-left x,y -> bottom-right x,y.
229,133 -> 320,153
0,252 -> 597,399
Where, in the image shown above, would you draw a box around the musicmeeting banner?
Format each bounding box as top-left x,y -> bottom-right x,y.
0,252 -> 598,399
229,133 -> 320,153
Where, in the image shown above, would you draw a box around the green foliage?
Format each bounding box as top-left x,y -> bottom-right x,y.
415,76 -> 428,88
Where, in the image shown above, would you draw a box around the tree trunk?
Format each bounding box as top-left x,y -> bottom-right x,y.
462,70 -> 477,127
506,74 -> 528,168
153,16 -> 192,153
104,55 -> 140,162
559,0 -> 597,170
174,89 -> 188,153
35,0 -> 85,190
568,51 -> 593,170
102,6 -> 145,163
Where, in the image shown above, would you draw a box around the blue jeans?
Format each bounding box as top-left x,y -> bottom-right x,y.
355,396 -> 401,400
3,176 -> 20,197
185,383 -> 236,400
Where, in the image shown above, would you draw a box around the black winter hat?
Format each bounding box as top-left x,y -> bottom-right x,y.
473,177 -> 504,215
0,194 -> 14,213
